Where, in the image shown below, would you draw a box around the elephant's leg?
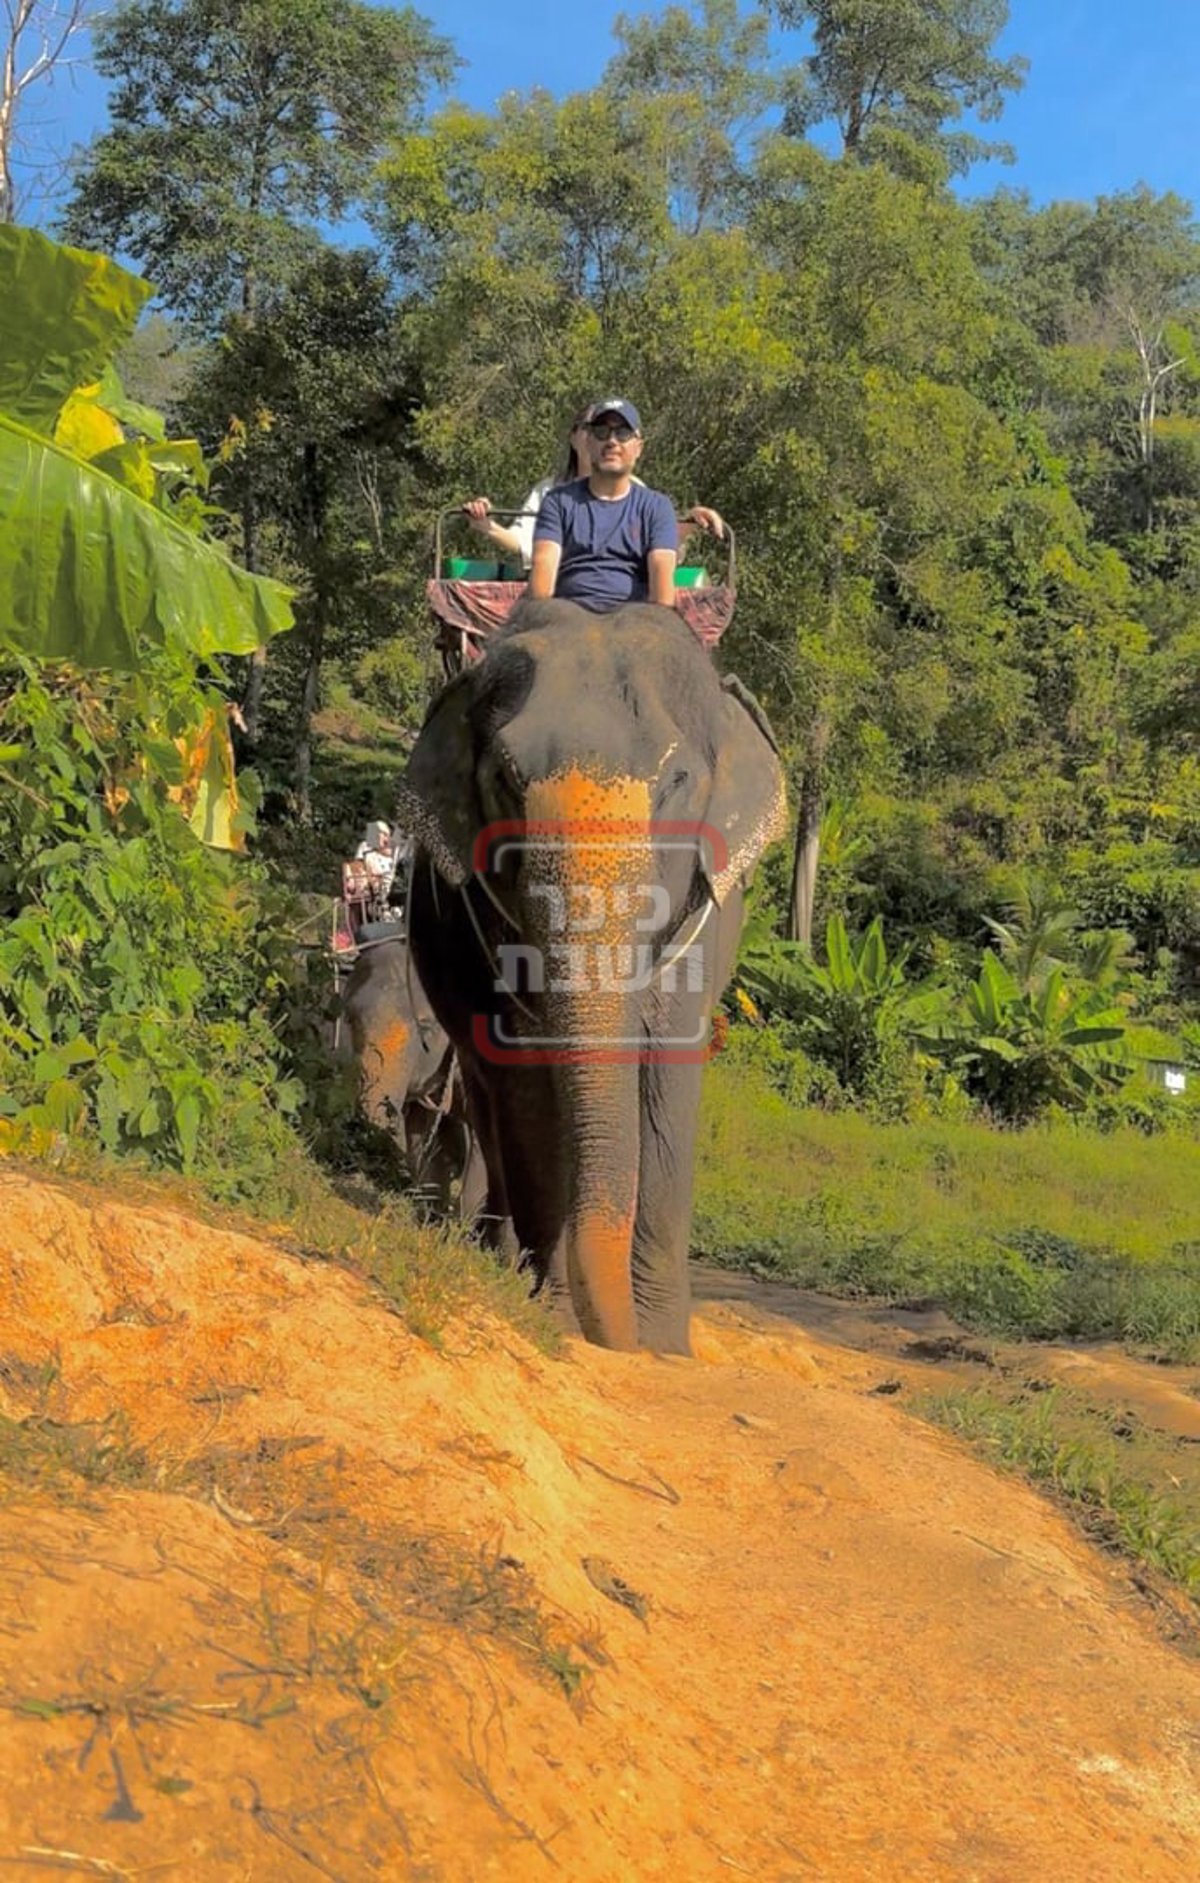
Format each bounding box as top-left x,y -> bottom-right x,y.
405,1109 -> 464,1222
485,1065 -> 586,1333
631,1048 -> 705,1355
458,1120 -> 489,1227
460,1058 -> 520,1264
629,908 -> 733,1355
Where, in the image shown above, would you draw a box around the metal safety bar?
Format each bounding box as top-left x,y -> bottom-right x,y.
434,506 -> 537,572
434,504 -> 736,588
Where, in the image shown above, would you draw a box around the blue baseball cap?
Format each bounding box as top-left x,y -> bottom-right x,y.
588,397 -> 642,433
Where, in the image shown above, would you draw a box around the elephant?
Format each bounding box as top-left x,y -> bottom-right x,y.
339,933 -> 483,1221
397,599 -> 787,1353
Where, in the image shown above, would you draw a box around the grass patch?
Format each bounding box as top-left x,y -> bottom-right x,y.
242,1145 -> 558,1355
0,1404 -> 153,1503
696,1055 -> 1200,1353
916,1381 -> 1200,1611
0,1362 -> 593,1715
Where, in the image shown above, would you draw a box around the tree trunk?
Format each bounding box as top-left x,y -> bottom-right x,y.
2,0 -> 89,225
234,167 -> 265,738
0,37 -> 18,223
292,442 -> 328,823
237,481 -> 267,742
788,717 -> 831,946
292,591 -> 326,825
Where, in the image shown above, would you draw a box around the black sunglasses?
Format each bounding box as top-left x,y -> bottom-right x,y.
587,420 -> 636,442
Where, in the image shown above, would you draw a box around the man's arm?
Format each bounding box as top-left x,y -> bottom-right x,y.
647,548 -> 676,607
646,490 -> 678,606
529,539 -> 562,599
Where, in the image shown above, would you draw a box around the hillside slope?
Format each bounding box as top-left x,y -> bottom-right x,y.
1,1168 -> 1198,1880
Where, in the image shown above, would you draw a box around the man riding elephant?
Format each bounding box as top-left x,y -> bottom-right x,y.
528,398 -> 678,612
397,599 -> 786,1352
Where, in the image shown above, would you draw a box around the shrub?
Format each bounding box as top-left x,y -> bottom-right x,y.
0,229 -> 294,1177
737,914 -> 942,1114
353,635 -> 429,724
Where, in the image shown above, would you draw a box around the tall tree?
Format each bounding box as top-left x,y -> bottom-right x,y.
773,0 -> 1026,173
604,0 -> 778,233
65,0 -> 454,322
189,248 -> 410,819
65,0 -> 453,737
970,187 -> 1200,550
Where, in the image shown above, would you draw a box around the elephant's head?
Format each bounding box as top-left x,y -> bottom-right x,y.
398,602 -> 786,1349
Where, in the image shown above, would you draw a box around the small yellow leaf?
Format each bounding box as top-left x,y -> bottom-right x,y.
734,986 -> 761,1023
54,389 -> 125,459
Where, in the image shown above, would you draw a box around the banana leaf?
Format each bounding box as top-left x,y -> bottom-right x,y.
0,411 -> 292,668
0,227 -> 151,435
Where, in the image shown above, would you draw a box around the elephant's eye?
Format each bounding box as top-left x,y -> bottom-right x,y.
480,750 -> 523,817
658,766 -> 691,804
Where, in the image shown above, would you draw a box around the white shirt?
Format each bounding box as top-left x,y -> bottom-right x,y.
511,478 -> 555,568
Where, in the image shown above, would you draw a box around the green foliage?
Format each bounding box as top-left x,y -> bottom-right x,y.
606,0 -> 780,231
64,0 -> 456,321
0,226 -> 152,429
352,635 -> 428,725
737,913 -> 941,1114
0,228 -> 299,1177
0,656 -> 300,1173
773,0 -> 1027,171
46,1 -> 1200,1162
920,950 -> 1130,1122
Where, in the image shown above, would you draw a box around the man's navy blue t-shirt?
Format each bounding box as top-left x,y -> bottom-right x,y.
533,479 -> 677,612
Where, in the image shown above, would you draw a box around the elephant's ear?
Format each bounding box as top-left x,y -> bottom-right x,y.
702,677 -> 788,906
396,673 -> 478,887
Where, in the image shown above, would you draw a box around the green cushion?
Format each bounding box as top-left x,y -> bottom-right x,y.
443,556 -> 502,579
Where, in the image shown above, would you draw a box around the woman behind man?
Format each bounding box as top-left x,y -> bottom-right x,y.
462,403 -> 724,568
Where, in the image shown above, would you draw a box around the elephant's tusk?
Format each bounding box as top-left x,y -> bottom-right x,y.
473,870 -> 522,931
460,879 -> 539,1022
658,896 -> 715,985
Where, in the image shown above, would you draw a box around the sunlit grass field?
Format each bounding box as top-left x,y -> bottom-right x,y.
695,1056 -> 1200,1354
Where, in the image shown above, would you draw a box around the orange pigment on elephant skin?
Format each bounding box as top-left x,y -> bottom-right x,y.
523,768 -> 653,950
569,1201 -> 640,1349
362,1015 -> 409,1115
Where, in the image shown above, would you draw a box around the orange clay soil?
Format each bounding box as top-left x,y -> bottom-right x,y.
2,1165 -> 1199,1882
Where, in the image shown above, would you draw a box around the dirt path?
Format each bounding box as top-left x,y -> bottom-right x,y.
2,1169 -> 1199,1880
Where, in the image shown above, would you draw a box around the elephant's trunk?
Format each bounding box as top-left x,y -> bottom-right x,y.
560,1056 -> 641,1349
523,765 -> 654,1351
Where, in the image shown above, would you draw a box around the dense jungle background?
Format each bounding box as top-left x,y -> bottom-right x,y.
2,0 -> 1199,1325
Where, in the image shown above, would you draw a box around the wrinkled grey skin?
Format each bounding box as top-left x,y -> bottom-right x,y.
398,601 -> 787,1353
339,935 -> 483,1220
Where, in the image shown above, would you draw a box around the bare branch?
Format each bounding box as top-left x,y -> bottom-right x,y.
1,0 -> 91,223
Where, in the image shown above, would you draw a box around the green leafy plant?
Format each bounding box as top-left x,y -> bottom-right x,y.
0,227 -> 297,1174
0,227 -> 290,670
919,949 -> 1130,1122
738,913 -> 939,1103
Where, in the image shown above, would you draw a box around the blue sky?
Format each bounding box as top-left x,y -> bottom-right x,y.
16,0 -> 1200,221
431,0 -> 1200,207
